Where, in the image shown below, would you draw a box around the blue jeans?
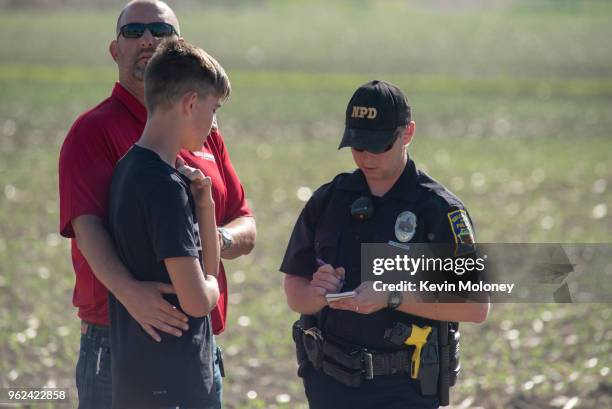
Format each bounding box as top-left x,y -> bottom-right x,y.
76,322 -> 223,409
212,336 -> 223,409
76,323 -> 112,409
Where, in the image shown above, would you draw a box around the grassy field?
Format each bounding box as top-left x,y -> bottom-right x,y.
0,1 -> 611,408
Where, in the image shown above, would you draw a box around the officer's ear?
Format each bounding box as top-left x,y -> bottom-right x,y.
402,121 -> 416,146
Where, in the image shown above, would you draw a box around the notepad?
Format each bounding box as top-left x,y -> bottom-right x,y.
325,291 -> 356,302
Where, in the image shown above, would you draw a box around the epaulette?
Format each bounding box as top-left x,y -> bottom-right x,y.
416,170 -> 465,210
307,171 -> 354,219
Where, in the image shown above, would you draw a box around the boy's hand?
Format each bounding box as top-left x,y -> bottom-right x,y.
176,157 -> 214,209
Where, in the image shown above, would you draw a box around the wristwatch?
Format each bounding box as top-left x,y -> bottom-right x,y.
388,291 -> 403,309
218,227 -> 233,251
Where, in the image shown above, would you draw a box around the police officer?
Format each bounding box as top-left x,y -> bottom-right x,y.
281,80 -> 489,409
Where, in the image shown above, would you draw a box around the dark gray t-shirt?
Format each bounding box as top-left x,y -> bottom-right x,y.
108,145 -> 215,409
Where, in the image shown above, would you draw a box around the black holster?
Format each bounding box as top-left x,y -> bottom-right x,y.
419,327 -> 440,396
383,321 -> 460,402
438,322 -> 461,406
292,319 -> 313,378
449,324 -> 461,386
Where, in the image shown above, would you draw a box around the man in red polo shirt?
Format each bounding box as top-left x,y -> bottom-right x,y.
58,1 -> 255,408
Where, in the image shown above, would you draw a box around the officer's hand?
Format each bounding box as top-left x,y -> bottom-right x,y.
329,281 -> 386,315
123,280 -> 189,342
310,264 -> 345,294
176,157 -> 214,209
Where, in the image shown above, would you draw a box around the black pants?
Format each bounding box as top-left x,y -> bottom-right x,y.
303,365 -> 439,409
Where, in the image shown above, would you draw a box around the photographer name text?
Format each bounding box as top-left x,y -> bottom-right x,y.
373,280 -> 515,294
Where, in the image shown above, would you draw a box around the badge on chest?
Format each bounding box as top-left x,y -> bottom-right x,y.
395,211 -> 417,242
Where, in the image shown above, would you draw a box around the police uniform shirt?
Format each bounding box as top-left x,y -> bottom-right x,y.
280,159 -> 476,350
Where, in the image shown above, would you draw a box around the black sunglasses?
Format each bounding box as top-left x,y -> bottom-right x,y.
354,127 -> 406,154
354,136 -> 398,154
118,22 -> 178,39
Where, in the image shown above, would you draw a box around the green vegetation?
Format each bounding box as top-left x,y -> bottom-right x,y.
0,2 -> 610,408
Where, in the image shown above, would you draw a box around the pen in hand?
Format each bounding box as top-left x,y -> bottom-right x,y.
315,257 -> 345,285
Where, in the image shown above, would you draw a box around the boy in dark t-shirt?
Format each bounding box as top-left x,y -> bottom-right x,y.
107,40 -> 231,409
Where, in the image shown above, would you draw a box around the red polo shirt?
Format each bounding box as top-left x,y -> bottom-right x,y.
59,82 -> 251,333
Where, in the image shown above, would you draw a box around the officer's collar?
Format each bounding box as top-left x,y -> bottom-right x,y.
338,159 -> 419,203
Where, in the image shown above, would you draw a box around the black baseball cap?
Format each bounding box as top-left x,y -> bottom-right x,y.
338,80 -> 411,154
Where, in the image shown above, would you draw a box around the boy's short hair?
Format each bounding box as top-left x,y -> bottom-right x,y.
144,39 -> 231,113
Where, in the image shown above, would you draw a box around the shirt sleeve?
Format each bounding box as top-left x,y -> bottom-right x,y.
279,197 -> 319,278
144,180 -> 200,261
58,116 -> 115,238
211,130 -> 253,223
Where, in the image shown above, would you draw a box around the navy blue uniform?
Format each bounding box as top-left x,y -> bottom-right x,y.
108,145 -> 217,409
281,159 -> 475,409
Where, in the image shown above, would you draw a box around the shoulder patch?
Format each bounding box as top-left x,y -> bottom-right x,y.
447,209 -> 474,244
447,209 -> 475,255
